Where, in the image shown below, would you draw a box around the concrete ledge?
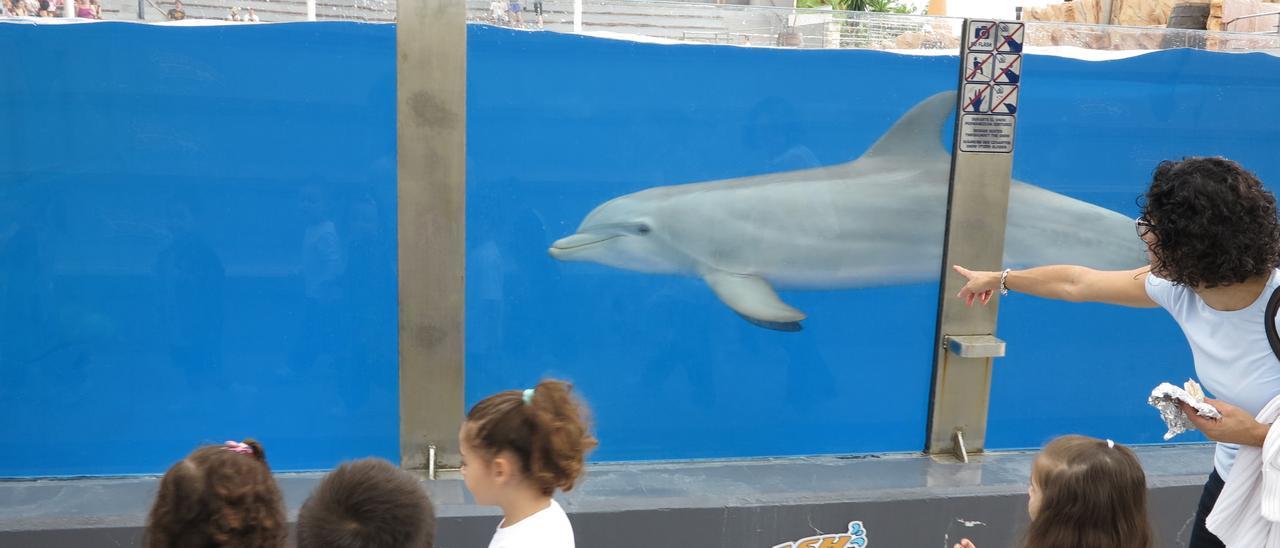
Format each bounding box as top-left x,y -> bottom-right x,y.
0,444 -> 1215,547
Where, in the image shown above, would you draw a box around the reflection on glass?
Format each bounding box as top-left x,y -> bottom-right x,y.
0,23 -> 398,476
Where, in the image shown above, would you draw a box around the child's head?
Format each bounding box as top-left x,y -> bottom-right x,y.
145,439 -> 286,548
459,379 -> 597,505
297,458 -> 436,548
1026,435 -> 1151,548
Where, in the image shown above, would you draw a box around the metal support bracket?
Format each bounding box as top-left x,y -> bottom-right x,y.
953,429 -> 970,464
946,335 -> 1007,359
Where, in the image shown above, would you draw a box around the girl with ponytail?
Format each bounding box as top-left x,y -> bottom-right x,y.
459,379 -> 598,548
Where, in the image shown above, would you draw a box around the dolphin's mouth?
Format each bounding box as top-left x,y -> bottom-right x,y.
549,233 -> 620,258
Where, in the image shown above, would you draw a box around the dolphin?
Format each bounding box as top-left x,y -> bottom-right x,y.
549,91 -> 1147,331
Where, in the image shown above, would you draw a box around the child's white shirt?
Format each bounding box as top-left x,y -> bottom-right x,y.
487,499 -> 575,548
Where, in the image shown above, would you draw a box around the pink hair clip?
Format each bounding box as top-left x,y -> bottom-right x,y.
224,440 -> 253,455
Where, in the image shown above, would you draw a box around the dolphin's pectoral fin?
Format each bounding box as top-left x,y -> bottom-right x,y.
736,314 -> 804,332
702,270 -> 806,330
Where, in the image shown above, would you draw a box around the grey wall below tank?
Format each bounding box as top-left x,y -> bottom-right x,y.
442,485 -> 1201,547
0,446 -> 1215,548
0,484 -> 1204,547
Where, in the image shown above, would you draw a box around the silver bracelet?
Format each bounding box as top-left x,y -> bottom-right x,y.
999,268 -> 1011,296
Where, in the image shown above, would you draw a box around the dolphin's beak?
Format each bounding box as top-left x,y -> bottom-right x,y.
549,233 -> 619,259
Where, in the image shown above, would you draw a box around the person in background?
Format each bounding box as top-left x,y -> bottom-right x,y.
507,0 -> 522,26
166,0 -> 185,21
489,0 -> 506,25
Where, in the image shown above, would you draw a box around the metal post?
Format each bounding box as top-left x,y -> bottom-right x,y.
396,0 -> 467,470
306,0 -> 316,21
137,0 -> 143,19
926,19 -> 1023,459
63,0 -> 74,18
574,0 -> 583,32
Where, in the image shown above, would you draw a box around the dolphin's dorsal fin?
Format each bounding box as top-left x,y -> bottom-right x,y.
860,91 -> 955,162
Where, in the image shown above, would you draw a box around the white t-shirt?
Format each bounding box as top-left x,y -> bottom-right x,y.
487,499 -> 575,548
1146,270 -> 1280,477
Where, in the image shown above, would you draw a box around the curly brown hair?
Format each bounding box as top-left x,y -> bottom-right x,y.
144,439 -> 287,548
1025,435 -> 1152,548
464,379 -> 598,496
1141,157 -> 1280,288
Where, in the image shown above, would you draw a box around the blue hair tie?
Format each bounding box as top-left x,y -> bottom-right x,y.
522,388 -> 535,405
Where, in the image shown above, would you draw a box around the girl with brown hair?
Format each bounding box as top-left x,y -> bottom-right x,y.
144,439 -> 287,548
956,435 -> 1153,548
459,379 -> 598,548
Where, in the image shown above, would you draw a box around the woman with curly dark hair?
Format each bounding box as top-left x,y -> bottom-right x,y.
145,439 -> 287,548
954,157 -> 1280,548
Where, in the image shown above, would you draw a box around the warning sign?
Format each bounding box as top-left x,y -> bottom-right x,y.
960,114 -> 1015,153
968,20 -> 996,51
996,22 -> 1025,53
965,52 -> 994,83
993,54 -> 1021,84
957,19 -> 1021,154
990,84 -> 1018,115
962,83 -> 991,114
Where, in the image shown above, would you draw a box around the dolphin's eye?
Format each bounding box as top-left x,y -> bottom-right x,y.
636,224 -> 651,235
